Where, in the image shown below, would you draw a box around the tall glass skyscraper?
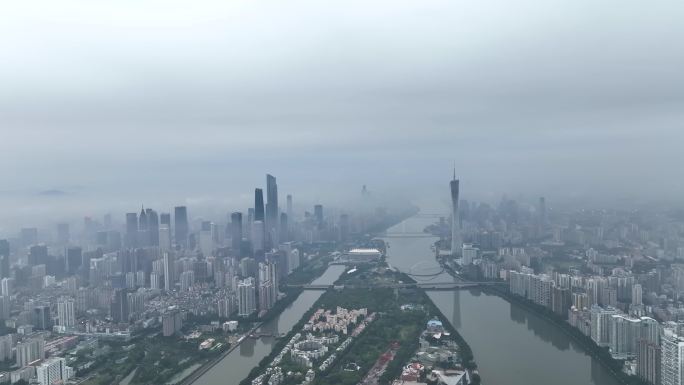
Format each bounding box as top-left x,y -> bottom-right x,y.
174,206 -> 189,247
254,189 -> 265,222
265,174 -> 279,246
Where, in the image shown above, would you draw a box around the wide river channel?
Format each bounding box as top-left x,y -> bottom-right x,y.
192,265 -> 346,385
195,214 -> 620,385
384,215 -> 620,385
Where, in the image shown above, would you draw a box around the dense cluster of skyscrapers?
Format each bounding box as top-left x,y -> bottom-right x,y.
0,173 -> 397,384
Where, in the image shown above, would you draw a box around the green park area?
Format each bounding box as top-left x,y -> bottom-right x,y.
76,330 -> 228,385
242,267 -> 474,385
312,288 -> 427,385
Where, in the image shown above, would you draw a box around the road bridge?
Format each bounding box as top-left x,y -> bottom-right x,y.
287,281 -> 505,291
381,232 -> 436,238
412,213 -> 445,218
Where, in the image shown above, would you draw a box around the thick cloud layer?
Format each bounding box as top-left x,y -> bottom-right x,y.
0,0 -> 683,230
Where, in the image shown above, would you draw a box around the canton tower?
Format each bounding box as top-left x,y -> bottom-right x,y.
450,168 -> 462,256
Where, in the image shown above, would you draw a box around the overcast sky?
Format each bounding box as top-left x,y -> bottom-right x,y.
1,0 -> 683,231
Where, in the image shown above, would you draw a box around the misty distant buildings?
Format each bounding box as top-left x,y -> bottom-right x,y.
142,207 -> 159,247
160,212 -> 171,228
20,228 -> 38,247
159,225 -> 171,252
314,205 -> 324,229
56,223 -> 70,245
125,212 -> 138,248
286,194 -> 293,225
198,221 -> 214,257
252,221 -> 265,256
537,197 -> 547,236
231,212 -> 243,256
174,206 -> 189,248
1,240 -> 11,279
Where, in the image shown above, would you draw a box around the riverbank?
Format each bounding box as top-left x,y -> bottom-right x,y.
239,260 -> 475,385
187,210 -> 421,385
437,254 -> 644,385
179,321 -> 264,385
181,251 -> 336,385
393,272 -> 479,384
483,285 -> 647,385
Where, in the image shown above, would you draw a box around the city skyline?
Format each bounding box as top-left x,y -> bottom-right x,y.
0,1 -> 683,385
1,163 -> 683,385
2,0 -> 684,228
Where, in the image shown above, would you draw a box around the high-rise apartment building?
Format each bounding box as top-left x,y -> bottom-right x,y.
661,328 -> 684,385
180,270 -> 195,292
163,252 -> 174,292
159,225 -> 171,252
238,277 -> 256,317
162,310 -> 183,336
217,295 -> 236,318
590,305 -> 618,346
610,315 -> 641,357
36,357 -> 71,385
638,339 -> 661,385
57,297 -> 76,329
16,337 -> 45,367
110,289 -> 129,323
461,243 -> 477,265
0,334 -> 12,362
633,284 -> 643,306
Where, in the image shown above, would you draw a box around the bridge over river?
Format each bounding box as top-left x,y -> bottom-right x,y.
287,281 -> 506,291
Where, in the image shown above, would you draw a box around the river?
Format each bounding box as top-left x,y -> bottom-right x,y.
192,265 -> 346,385
383,215 -> 620,385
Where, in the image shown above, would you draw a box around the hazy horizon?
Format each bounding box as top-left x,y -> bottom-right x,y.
2,0 -> 683,231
